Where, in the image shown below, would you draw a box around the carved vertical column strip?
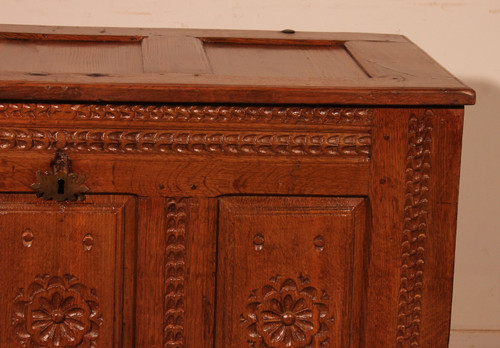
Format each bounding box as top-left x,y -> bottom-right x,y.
164,199 -> 187,347
397,110 -> 433,347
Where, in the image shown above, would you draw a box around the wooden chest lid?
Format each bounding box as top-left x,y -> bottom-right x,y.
0,25 -> 475,105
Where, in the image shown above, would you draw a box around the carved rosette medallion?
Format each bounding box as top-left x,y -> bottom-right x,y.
11,274 -> 102,348
241,275 -> 334,348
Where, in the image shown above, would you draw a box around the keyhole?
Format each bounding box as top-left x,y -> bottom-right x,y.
57,179 -> 65,194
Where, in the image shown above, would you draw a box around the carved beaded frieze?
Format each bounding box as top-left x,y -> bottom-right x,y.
0,103 -> 374,126
0,128 -> 371,158
0,103 -> 373,159
240,275 -> 335,348
396,110 -> 433,347
164,199 -> 187,348
11,274 -> 102,348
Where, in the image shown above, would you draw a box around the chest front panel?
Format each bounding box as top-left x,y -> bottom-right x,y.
0,194 -> 136,348
0,102 -> 465,348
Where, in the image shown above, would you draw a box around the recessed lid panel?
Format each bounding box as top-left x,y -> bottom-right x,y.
0,38 -> 143,75
203,41 -> 368,79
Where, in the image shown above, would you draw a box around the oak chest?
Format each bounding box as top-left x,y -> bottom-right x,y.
0,25 -> 475,348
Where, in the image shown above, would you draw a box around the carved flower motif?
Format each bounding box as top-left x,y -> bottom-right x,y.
12,274 -> 102,348
257,293 -> 316,347
241,276 -> 334,348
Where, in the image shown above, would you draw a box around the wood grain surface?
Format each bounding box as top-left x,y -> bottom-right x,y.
0,195 -> 136,348
0,25 -> 474,105
0,25 -> 473,348
216,196 -> 366,348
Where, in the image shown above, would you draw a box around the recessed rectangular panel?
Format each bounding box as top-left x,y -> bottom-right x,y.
204,42 -> 368,79
0,194 -> 136,348
216,196 -> 366,348
0,39 -> 143,74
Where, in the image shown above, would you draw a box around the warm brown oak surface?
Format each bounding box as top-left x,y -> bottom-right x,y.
0,195 -> 136,347
0,25 -> 474,105
0,25 -> 474,348
217,197 -> 366,347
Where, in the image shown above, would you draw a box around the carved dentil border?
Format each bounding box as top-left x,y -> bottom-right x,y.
164,199 -> 186,348
396,110 -> 433,347
0,128 -> 371,157
0,103 -> 373,126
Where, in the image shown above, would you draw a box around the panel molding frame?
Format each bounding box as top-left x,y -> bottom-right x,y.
215,196 -> 366,348
0,194 -> 136,348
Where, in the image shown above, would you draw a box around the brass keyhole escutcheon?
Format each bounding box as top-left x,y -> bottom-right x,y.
31,151 -> 89,202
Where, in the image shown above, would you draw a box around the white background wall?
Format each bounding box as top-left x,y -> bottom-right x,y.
0,0 -> 498,346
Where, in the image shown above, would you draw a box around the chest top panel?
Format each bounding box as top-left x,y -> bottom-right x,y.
0,25 -> 474,106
